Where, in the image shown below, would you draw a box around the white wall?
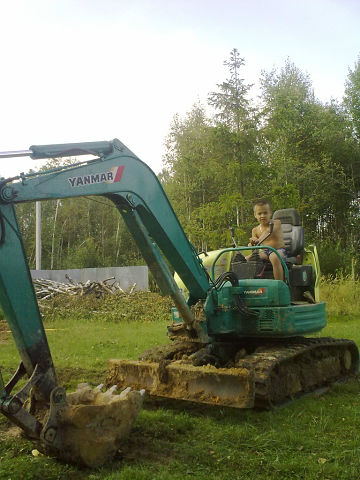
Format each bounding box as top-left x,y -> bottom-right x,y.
31,266 -> 148,291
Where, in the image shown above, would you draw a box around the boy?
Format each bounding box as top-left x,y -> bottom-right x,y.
247,200 -> 286,281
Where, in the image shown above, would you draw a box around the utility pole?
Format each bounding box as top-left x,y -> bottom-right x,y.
35,201 -> 41,270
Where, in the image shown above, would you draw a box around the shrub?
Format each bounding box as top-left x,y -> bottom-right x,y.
316,238 -> 358,277
38,291 -> 173,323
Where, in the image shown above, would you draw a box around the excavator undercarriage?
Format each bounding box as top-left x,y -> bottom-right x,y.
107,337 -> 359,409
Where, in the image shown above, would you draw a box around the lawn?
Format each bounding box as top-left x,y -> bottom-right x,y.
1,294 -> 360,480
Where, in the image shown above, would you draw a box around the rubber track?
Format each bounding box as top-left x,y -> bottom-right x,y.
238,337 -> 359,408
137,337 -> 359,409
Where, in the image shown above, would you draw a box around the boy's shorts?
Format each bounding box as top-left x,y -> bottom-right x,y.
261,248 -> 287,259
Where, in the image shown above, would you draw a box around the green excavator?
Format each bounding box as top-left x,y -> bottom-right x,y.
0,139 -> 358,466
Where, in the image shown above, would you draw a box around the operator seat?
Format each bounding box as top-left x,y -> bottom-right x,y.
272,208 -> 304,264
271,208 -> 314,301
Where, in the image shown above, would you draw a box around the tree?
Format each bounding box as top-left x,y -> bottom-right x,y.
259,59 -> 359,246
344,55 -> 360,140
208,48 -> 259,224
259,58 -> 316,182
161,104 -> 217,227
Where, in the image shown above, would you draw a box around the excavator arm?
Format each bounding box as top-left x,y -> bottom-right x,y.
0,139 -> 212,465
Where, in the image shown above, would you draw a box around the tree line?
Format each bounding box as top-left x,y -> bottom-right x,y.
160,50 -> 360,275
7,49 -> 360,276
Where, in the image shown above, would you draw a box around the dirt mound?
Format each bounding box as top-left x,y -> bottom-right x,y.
139,341 -> 200,362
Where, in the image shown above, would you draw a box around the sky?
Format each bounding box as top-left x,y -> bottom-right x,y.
0,0 -> 359,178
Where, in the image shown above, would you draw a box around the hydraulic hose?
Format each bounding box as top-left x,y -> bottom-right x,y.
0,210 -> 5,246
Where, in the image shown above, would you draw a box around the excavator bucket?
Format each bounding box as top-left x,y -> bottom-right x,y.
40,383 -> 145,468
107,359 -> 254,408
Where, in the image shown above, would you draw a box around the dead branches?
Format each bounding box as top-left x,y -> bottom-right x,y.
33,276 -> 137,301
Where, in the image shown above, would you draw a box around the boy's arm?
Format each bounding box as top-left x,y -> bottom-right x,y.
249,227 -> 259,246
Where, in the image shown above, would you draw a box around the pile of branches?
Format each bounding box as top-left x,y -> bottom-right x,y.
33,275 -> 137,301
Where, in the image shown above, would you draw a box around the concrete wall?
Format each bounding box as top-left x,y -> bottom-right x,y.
31,266 -> 149,291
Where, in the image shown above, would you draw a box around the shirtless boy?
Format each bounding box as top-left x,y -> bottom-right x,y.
247,200 -> 286,281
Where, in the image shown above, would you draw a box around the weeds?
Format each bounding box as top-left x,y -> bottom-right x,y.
39,291 -> 173,323
320,275 -> 360,317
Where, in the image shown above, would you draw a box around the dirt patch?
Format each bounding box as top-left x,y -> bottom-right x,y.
0,425 -> 23,441
139,341 -> 201,362
0,320 -> 10,342
0,320 -> 8,332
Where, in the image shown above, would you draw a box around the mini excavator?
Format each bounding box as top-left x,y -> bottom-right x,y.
0,139 -> 358,466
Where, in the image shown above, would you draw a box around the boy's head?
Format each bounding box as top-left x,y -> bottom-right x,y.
253,200 -> 272,225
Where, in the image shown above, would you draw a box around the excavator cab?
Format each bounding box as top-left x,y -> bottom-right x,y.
231,207 -> 319,303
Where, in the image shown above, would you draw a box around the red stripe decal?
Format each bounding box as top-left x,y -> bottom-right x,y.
114,165 -> 125,182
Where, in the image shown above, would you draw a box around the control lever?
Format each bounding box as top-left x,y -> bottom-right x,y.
229,227 -> 237,247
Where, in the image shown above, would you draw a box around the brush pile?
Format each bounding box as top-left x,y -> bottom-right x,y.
33,276 -> 137,301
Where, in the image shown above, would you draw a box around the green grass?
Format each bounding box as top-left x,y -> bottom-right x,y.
1,294 -> 360,479
0,317 -> 169,391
